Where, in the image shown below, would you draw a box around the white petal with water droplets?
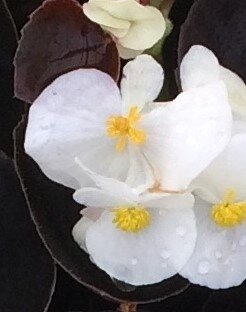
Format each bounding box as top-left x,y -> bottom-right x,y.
181,197 -> 246,289
24,69 -> 131,189
85,198 -> 196,286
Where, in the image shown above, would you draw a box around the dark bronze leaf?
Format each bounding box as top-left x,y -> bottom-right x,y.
0,151 -> 56,312
0,0 -> 24,156
14,0 -> 120,103
178,0 -> 246,82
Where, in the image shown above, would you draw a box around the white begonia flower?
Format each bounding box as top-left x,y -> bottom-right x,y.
179,45 -> 246,289
83,0 -> 166,59
25,54 -> 232,193
180,45 -> 246,118
72,163 -> 196,286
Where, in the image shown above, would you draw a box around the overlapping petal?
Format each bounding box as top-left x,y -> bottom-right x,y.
141,82 -> 232,192
72,170 -> 196,286
181,45 -> 246,118
192,123 -> 246,203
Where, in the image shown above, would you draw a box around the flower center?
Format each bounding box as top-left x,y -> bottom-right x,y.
211,189 -> 246,228
106,106 -> 146,152
113,206 -> 150,233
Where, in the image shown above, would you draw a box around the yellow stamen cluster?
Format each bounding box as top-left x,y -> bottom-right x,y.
113,206 -> 150,233
211,189 -> 246,228
107,106 -> 146,152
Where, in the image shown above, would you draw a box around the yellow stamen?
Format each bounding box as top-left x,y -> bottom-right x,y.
113,206 -> 150,233
106,106 -> 146,152
211,189 -> 246,228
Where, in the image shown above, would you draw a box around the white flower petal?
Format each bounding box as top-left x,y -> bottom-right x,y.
193,130 -> 246,203
125,145 -> 155,193
116,44 -> 144,60
141,82 -> 232,192
74,160 -> 140,202
181,197 -> 246,289
85,201 -> 196,286
103,26 -> 130,39
72,216 -> 93,252
180,45 -> 220,91
83,3 -> 130,29
220,66 -> 246,118
120,55 -> 164,113
143,193 -> 195,210
73,188 -> 125,207
119,7 -> 165,50
25,69 -> 123,189
87,0 -> 153,21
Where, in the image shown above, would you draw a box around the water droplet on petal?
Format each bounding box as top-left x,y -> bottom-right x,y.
176,226 -> 187,237
215,250 -> 222,259
159,209 -> 167,216
131,258 -> 138,265
221,230 -> 227,236
161,250 -> 170,260
239,236 -> 246,246
198,261 -> 210,275
231,241 -> 237,251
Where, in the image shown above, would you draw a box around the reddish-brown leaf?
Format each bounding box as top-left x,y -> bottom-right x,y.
14,0 -> 120,103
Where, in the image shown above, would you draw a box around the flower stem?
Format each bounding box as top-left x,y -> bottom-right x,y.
118,302 -> 138,312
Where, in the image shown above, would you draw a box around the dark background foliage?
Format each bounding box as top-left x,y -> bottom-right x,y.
0,0 -> 246,311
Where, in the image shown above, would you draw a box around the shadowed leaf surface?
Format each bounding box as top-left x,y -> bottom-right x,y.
162,0 -> 195,98
14,116 -> 190,304
201,282 -> 246,312
0,151 -> 56,312
178,0 -> 246,82
14,0 -> 120,103
0,0 -> 24,156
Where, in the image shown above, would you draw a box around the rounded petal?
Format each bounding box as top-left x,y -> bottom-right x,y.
181,197 -> 246,289
72,216 -> 93,252
87,0 -> 153,21
120,55 -> 164,113
83,3 -> 130,29
193,130 -> 246,203
119,7 -> 166,50
220,66 -> 246,118
73,188 -> 123,208
25,69 -> 122,189
180,45 -> 220,91
85,202 -> 196,286
141,82 -> 232,192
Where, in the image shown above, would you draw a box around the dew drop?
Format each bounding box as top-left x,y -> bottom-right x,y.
176,226 -> 187,237
198,261 -> 210,275
131,258 -> 138,265
239,236 -> 246,246
161,250 -> 171,260
231,241 -> 237,251
159,209 -> 167,216
215,250 -> 222,259
221,230 -> 227,236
